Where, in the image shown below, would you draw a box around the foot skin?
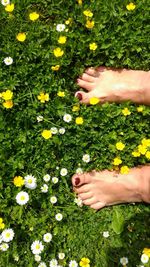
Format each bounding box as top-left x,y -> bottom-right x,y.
72,167 -> 150,210
75,67 -> 149,104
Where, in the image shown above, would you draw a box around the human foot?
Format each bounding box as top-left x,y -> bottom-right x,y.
72,166 -> 150,210
75,67 -> 150,105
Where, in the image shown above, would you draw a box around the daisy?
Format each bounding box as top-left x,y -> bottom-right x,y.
59,128 -> 65,134
141,254 -> 149,264
120,257 -> 129,265
76,168 -> 83,174
74,197 -> 83,207
4,56 -> 13,65
49,259 -> 58,267
50,127 -> 58,134
1,228 -> 15,242
24,175 -> 37,189
41,184 -> 48,193
37,115 -> 44,122
1,0 -> 10,6
0,243 -> 9,251
43,174 -> 51,182
50,196 -> 57,204
69,260 -> 78,267
31,240 -> 44,255
52,177 -> 59,184
35,255 -> 41,262
63,114 -> 72,122
16,191 -> 29,205
56,24 -> 66,32
43,233 -> 52,243
55,213 -> 63,221
38,262 -> 47,267
103,231 -> 110,238
82,154 -> 90,163
58,252 -> 65,259
60,168 -> 68,176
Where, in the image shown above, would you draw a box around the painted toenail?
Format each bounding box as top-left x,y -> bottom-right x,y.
75,177 -> 80,186
75,92 -> 82,100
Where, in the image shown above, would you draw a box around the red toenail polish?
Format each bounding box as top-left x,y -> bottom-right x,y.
75,92 -> 82,100
75,177 -> 80,186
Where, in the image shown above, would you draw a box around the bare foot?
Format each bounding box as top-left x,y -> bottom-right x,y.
72,167 -> 150,210
75,67 -> 150,105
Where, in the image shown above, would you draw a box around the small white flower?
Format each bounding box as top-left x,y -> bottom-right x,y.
3,56 -> 13,65
141,254 -> 149,264
55,213 -> 63,221
50,196 -> 57,204
82,154 -> 90,163
63,114 -> 72,123
49,259 -> 58,267
60,168 -> 68,176
24,175 -> 37,190
59,128 -> 65,134
37,115 -> 44,122
56,24 -> 66,32
0,243 -> 9,251
50,127 -> 58,134
1,228 -> 15,243
76,168 -> 83,174
16,191 -> 29,205
52,177 -> 59,184
43,233 -> 52,243
103,231 -> 110,238
14,255 -> 19,261
74,197 -> 83,207
120,257 -> 129,265
41,184 -> 48,193
31,240 -> 44,255
69,260 -> 78,267
35,255 -> 41,262
56,166 -> 59,170
38,262 -> 47,267
43,174 -> 51,182
58,252 -> 65,260
1,0 -> 10,6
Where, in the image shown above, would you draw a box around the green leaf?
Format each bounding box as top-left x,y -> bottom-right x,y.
111,208 -> 124,235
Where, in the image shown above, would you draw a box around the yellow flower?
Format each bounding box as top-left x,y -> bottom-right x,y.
143,248 -> 150,257
42,130 -> 52,139
116,142 -> 125,151
85,20 -> 95,29
57,91 -> 65,97
5,3 -> 14,12
122,107 -> 131,116
53,47 -> 64,57
113,157 -> 122,166
3,100 -> 13,108
13,176 -> 25,187
65,18 -> 72,25
77,0 -> 82,5
51,65 -> 60,71
83,10 -> 93,18
37,92 -> 49,103
138,144 -> 147,155
126,3 -> 136,11
72,105 -> 80,112
141,138 -> 150,147
89,97 -> 100,105
137,106 -> 144,112
29,12 -> 39,21
75,117 -> 84,125
0,218 -> 5,230
0,93 -> 2,98
120,166 -> 129,175
58,36 -> 67,44
145,151 -> 150,160
16,32 -> 26,42
2,90 -> 13,100
79,257 -> 90,267
89,43 -> 97,51
132,151 -> 140,157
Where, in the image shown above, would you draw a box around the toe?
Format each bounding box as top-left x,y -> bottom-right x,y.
72,173 -> 91,187
78,192 -> 93,200
81,73 -> 97,84
77,78 -> 95,91
85,67 -> 100,77
75,90 -> 93,104
83,197 -> 97,206
90,202 -> 106,210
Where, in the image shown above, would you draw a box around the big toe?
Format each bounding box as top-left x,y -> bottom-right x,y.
72,173 -> 91,187
75,90 -> 94,104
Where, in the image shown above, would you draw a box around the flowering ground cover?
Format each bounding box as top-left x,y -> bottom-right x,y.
0,0 -> 150,266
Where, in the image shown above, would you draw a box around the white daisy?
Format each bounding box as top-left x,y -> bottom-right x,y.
43,233 -> 52,243
63,114 -> 72,123
3,56 -> 13,65
49,259 -> 58,267
16,191 -> 29,205
55,213 -> 63,221
56,24 -> 66,32
38,262 -> 47,267
1,228 -> 15,243
50,127 -> 58,134
37,115 -> 44,122
41,184 -> 48,193
120,257 -> 129,265
74,197 -> 83,207
50,196 -> 57,204
0,243 -> 9,251
141,254 -> 149,264
82,154 -> 90,163
76,168 -> 83,174
24,175 -> 37,189
59,128 -> 65,134
52,177 -> 59,184
31,240 -> 44,255
69,260 -> 78,267
103,231 -> 110,238
60,168 -> 68,176
58,252 -> 65,260
35,255 -> 41,262
1,0 -> 10,6
43,174 -> 51,182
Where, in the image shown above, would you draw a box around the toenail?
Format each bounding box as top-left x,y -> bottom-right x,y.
75,92 -> 82,100
75,177 -> 80,186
